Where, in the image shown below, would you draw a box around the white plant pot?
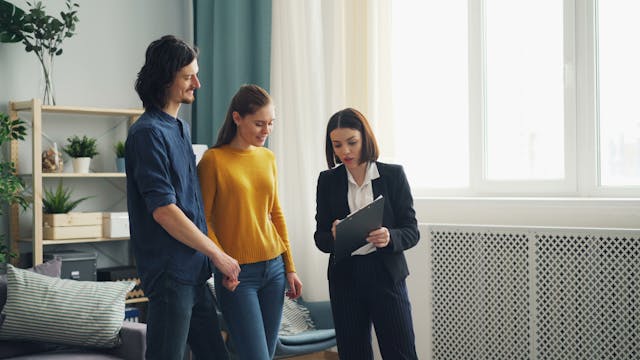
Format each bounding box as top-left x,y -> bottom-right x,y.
72,157 -> 91,173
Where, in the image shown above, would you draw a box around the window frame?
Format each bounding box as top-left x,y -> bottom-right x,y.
405,0 -> 639,198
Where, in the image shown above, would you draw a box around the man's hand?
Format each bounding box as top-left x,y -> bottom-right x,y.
211,251 -> 240,281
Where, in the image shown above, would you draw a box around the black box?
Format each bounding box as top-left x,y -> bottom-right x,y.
97,265 -> 138,282
97,265 -> 145,300
44,250 -> 97,281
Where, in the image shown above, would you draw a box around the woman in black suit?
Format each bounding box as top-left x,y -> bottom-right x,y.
314,108 -> 419,359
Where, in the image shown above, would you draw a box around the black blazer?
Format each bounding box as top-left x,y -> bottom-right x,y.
314,162 -> 420,283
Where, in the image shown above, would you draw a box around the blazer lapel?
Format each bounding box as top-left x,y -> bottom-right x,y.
333,165 -> 351,217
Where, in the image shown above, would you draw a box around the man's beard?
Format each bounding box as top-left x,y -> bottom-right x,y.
181,89 -> 196,104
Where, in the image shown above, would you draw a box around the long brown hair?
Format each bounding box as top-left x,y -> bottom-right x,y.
213,84 -> 272,148
325,108 -> 379,168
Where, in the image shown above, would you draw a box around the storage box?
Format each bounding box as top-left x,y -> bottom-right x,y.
102,212 -> 129,238
43,212 -> 102,240
44,250 -> 97,281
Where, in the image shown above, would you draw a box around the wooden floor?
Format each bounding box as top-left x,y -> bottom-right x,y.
287,351 -> 339,360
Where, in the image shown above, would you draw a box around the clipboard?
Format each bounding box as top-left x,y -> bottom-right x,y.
334,196 -> 385,262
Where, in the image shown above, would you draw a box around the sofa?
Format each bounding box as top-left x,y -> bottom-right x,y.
0,321 -> 146,360
0,260 -> 146,360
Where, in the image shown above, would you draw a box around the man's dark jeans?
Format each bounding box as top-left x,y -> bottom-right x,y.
145,272 -> 228,360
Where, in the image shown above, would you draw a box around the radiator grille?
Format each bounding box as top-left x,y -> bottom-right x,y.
430,225 -> 640,360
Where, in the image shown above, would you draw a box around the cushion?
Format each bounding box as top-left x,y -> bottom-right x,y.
28,256 -> 63,277
279,297 -> 316,336
0,257 -> 62,312
0,265 -> 135,348
279,328 -> 336,345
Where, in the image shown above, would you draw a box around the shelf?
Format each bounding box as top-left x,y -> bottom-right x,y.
43,172 -> 126,178
125,297 -> 149,304
18,236 -> 129,246
8,98 -> 138,266
19,172 -> 126,178
11,101 -> 143,117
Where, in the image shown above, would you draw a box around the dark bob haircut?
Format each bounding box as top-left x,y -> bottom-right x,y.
134,35 -> 199,111
325,108 -> 379,169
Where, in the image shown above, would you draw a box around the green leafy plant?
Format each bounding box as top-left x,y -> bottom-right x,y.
0,112 -> 29,264
0,0 -> 80,105
42,180 -> 91,214
114,140 -> 125,158
63,135 -> 99,158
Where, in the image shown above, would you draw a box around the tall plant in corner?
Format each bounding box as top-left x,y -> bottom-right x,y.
0,0 -> 79,105
0,112 -> 28,264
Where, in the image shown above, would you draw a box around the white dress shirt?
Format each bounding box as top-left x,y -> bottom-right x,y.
345,162 -> 380,256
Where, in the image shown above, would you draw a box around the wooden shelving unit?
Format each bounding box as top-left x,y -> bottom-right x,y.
8,99 -> 143,266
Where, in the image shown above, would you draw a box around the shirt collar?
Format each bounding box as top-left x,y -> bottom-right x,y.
346,161 -> 380,186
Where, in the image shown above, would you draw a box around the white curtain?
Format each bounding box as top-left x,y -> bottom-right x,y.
270,0 -> 393,301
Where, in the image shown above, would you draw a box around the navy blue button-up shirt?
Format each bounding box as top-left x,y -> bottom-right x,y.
125,110 -> 211,292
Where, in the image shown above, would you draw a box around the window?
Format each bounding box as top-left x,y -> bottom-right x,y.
389,0 -> 640,196
484,0 -> 565,181
597,1 -> 640,187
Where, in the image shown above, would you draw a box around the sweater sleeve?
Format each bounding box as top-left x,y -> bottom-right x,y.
197,150 -> 224,250
270,160 -> 296,273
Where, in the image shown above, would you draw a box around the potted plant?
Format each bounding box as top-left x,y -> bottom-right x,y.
62,135 -> 98,173
42,180 -> 100,240
114,140 -> 125,173
0,0 -> 79,105
0,112 -> 28,266
42,180 -> 91,214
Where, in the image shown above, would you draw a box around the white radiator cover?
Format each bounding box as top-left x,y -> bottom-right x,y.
429,224 -> 640,360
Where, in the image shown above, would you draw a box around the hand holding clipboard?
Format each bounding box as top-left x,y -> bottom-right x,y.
334,196 -> 385,262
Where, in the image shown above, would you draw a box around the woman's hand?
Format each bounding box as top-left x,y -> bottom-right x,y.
285,272 -> 303,299
222,276 -> 240,291
367,227 -> 391,248
331,219 -> 341,240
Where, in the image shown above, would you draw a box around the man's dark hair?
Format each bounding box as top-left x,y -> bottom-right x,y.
135,35 -> 199,111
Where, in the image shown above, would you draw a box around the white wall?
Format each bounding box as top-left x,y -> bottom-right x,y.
414,197 -> 640,229
0,0 -> 193,111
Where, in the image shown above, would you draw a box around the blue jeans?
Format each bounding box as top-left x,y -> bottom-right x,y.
215,256 -> 286,360
145,272 -> 228,360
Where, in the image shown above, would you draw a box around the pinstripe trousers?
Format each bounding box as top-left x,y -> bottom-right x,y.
329,254 -> 418,360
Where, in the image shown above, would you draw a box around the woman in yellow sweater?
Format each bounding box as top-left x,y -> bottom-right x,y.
197,84 -> 303,359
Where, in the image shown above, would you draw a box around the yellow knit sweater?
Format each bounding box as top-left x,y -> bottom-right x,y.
197,145 -> 295,273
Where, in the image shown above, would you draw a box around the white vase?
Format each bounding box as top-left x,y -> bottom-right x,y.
72,157 -> 91,173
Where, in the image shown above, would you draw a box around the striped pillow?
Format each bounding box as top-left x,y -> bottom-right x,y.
0,265 -> 135,348
279,297 -> 316,336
